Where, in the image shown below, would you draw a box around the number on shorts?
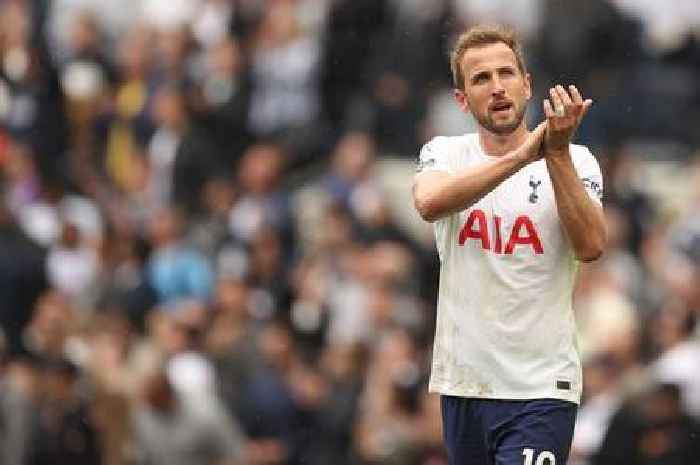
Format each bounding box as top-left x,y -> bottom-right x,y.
523,448 -> 556,465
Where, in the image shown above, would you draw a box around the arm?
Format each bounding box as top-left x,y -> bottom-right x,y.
544,85 -> 607,262
413,122 -> 547,222
545,149 -> 606,261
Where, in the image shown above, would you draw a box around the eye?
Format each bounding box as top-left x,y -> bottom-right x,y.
472,72 -> 489,84
499,68 -> 516,77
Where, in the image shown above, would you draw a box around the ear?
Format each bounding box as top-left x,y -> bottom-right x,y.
524,72 -> 532,100
454,89 -> 470,114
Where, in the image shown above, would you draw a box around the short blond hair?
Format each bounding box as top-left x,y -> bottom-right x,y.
450,24 -> 527,91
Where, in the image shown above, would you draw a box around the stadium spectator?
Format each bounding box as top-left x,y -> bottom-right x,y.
27,358 -> 102,465
146,207 -> 214,305
132,369 -> 246,465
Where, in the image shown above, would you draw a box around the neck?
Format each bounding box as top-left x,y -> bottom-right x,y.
478,123 -> 529,156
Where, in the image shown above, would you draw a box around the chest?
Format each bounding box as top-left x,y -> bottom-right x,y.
453,162 -> 560,257
488,162 -> 556,222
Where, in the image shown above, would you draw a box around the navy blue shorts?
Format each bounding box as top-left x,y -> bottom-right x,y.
441,396 -> 577,465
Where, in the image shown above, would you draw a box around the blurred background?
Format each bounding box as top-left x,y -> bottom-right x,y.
0,0 -> 699,464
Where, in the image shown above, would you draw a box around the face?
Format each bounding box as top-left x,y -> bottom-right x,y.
455,42 -> 531,135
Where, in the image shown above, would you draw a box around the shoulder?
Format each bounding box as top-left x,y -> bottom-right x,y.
422,133 -> 475,151
569,143 -> 605,200
569,143 -> 599,164
418,134 -> 474,175
419,134 -> 474,161
568,143 -> 603,174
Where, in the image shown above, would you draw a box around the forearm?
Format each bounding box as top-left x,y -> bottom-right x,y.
546,149 -> 607,261
414,151 -> 528,222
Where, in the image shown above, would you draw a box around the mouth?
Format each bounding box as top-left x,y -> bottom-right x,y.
490,101 -> 513,115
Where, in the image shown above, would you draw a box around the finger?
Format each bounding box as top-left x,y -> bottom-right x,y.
543,98 -> 556,120
569,85 -> 584,107
578,98 -> 593,121
549,87 -> 565,117
556,84 -> 574,109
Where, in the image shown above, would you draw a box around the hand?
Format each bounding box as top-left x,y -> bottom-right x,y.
543,85 -> 592,153
515,121 -> 547,164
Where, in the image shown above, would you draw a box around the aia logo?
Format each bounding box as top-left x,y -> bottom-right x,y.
458,209 -> 543,254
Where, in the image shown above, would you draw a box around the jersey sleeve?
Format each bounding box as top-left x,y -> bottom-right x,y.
416,137 -> 451,176
574,146 -> 604,205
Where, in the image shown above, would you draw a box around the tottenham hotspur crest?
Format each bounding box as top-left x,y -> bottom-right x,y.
528,176 -> 542,204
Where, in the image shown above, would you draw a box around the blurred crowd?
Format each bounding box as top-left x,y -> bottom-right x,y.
0,0 -> 700,464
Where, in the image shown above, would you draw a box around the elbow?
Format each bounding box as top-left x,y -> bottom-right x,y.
576,228 -> 608,263
414,196 -> 440,223
576,247 -> 604,263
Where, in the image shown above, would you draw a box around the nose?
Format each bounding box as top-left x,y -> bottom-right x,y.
491,77 -> 505,96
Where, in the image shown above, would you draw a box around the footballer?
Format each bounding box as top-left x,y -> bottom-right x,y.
412,24 -> 607,465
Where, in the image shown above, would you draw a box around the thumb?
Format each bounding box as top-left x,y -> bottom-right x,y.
531,121 -> 547,138
577,99 -> 593,124
525,121 -> 547,148
520,121 -> 547,160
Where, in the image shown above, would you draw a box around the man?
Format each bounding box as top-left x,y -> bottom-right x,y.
133,370 -> 246,465
412,24 -> 607,465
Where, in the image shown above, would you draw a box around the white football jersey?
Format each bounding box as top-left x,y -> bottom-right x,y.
417,133 -> 603,404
